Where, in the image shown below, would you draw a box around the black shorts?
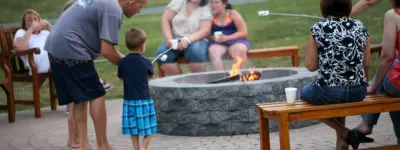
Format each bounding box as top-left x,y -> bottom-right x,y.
49,54 -> 105,105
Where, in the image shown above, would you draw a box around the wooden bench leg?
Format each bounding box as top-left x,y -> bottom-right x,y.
158,64 -> 165,78
258,108 -> 271,150
279,113 -> 290,150
292,51 -> 299,67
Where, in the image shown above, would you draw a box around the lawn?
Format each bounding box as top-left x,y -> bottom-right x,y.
0,0 -> 170,23
0,0 -> 392,112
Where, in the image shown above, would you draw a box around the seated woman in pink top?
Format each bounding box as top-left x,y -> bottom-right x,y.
209,0 -> 249,70
354,0 -> 400,145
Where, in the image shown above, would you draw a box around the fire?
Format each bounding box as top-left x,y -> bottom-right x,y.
229,56 -> 262,82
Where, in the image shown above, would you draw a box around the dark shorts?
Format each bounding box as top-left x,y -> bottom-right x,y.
49,54 -> 105,105
300,82 -> 367,105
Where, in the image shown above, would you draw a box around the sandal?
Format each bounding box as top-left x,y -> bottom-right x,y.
100,79 -> 112,91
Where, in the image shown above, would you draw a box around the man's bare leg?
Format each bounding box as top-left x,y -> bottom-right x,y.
67,103 -> 80,148
73,101 -> 92,150
89,96 -> 114,150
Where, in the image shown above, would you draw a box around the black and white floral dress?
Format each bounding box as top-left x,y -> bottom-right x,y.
311,18 -> 369,87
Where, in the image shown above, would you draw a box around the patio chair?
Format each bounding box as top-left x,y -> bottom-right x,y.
0,25 -> 57,120
0,55 -> 15,122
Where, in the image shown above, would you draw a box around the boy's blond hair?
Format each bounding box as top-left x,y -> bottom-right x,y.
125,28 -> 146,51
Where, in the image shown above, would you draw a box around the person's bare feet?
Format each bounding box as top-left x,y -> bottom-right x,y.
67,140 -> 80,148
354,119 -> 373,135
337,139 -> 349,150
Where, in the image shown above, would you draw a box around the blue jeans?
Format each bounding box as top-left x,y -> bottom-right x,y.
300,82 -> 367,105
362,59 -> 400,144
155,40 -> 209,65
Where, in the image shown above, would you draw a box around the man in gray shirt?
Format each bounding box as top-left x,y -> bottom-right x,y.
44,0 -> 147,149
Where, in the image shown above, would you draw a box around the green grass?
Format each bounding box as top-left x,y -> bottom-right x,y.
0,0 -> 170,24
0,0 -> 391,112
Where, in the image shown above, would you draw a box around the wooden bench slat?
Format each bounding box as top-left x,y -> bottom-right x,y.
256,94 -> 389,109
267,98 -> 400,114
288,101 -> 400,121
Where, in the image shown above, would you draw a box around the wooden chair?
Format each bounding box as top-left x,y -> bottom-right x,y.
0,56 -> 15,122
0,25 -> 57,120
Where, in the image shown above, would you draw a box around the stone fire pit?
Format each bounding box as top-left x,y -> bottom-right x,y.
150,67 -> 318,136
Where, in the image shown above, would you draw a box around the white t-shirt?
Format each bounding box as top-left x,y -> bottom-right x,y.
13,29 -> 50,75
167,0 -> 213,39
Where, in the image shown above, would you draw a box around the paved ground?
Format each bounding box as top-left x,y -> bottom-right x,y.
0,99 -> 398,150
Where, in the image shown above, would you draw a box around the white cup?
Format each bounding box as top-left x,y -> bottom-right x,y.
285,87 -> 297,104
170,39 -> 179,49
214,31 -> 223,38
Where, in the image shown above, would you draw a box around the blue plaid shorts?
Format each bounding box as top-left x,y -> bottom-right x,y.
122,99 -> 157,136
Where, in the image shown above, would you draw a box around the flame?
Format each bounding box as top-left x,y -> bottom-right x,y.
228,56 -> 261,82
229,57 -> 244,77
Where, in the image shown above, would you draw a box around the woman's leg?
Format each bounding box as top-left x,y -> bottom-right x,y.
156,42 -> 182,76
228,43 -> 248,69
356,58 -> 399,135
185,40 -> 209,73
208,44 -> 228,71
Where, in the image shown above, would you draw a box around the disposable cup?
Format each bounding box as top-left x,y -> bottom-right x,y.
170,39 -> 179,49
285,87 -> 297,104
214,31 -> 223,38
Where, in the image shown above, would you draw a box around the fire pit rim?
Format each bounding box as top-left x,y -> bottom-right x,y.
150,67 -> 316,88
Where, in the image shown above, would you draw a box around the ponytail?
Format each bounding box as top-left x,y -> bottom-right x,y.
225,3 -> 233,9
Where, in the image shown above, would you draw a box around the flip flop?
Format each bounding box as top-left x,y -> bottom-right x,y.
100,80 -> 113,91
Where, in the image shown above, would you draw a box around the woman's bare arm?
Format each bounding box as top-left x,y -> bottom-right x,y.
161,10 -> 176,45
305,33 -> 318,72
369,10 -> 397,91
225,10 -> 248,41
350,0 -> 382,17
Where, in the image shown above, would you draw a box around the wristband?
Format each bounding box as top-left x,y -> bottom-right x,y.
181,37 -> 192,44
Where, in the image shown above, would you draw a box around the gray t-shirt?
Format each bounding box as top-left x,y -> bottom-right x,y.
45,0 -> 123,60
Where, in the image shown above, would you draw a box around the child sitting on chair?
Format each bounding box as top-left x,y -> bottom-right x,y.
118,28 -> 157,150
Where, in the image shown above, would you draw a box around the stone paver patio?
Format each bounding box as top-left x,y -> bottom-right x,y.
0,99 -> 398,150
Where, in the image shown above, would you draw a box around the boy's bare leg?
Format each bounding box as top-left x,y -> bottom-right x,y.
67,103 -> 80,148
130,135 -> 140,150
73,101 -> 92,150
89,96 -> 115,150
141,135 -> 153,150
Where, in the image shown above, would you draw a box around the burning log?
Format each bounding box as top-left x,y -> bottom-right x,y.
208,56 -> 263,84
208,74 -> 241,84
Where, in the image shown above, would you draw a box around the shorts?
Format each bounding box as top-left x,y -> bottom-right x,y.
300,82 -> 367,105
49,54 -> 105,105
155,40 -> 209,65
122,99 -> 157,136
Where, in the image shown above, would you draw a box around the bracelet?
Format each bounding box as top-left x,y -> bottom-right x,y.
181,37 -> 192,44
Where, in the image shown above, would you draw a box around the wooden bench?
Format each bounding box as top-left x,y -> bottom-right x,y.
256,94 -> 400,150
157,46 -> 300,77
256,44 -> 400,149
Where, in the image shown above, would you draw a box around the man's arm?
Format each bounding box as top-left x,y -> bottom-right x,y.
101,40 -> 124,65
350,0 -> 382,17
